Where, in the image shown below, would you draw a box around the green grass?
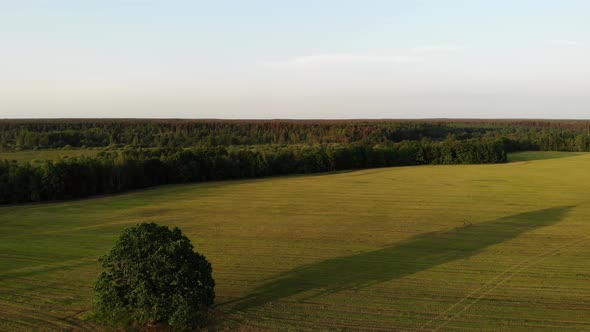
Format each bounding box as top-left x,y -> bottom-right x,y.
507,150 -> 587,162
0,149 -> 103,165
3,151 -> 590,330
1,148 -> 584,165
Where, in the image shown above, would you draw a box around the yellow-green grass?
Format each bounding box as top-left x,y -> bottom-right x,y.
3,153 -> 590,330
507,150 -> 587,162
2,148 -> 582,165
0,149 -> 103,165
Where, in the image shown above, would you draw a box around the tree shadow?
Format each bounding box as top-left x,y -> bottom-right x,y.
232,206 -> 572,311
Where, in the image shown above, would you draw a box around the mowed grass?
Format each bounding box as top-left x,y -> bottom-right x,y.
507,150 -> 587,162
3,153 -> 590,330
0,149 -> 103,165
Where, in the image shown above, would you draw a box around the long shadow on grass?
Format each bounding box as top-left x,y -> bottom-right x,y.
232,206 -> 572,311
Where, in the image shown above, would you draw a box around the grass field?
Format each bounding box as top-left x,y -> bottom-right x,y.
3,148 -> 582,165
0,149 -> 103,165
507,150 -> 587,162
2,152 -> 590,331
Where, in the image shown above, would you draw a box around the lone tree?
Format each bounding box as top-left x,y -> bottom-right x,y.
95,222 -> 215,327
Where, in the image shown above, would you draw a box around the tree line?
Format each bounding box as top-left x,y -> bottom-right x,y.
6,118 -> 590,205
2,119 -> 590,152
0,120 -> 480,149
0,139 -> 506,204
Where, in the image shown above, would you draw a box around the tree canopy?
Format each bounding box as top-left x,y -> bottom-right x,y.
6,118 -> 590,205
0,139 -> 506,204
94,223 -> 215,327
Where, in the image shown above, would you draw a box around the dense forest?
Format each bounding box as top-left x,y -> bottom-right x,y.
1,119 -> 590,204
1,119 -> 589,150
0,139 -> 505,204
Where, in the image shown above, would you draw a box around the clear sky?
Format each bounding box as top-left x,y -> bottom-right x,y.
1,0 -> 589,119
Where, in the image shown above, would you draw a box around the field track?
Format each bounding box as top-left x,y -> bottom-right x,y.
2,151 -> 590,331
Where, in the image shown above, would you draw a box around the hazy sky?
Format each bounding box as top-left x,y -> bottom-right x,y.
1,0 -> 589,119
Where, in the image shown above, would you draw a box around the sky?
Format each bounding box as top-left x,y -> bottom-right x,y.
1,0 -> 589,119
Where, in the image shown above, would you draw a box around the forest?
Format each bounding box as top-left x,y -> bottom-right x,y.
1,119 -> 590,204
1,119 -> 590,149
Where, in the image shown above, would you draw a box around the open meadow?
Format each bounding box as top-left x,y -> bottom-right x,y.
2,151 -> 590,331
0,149 -> 103,165
4,1 -> 590,330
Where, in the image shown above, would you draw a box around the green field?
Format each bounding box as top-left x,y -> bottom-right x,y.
507,150 -> 587,162
0,149 -> 103,165
3,148 -> 584,165
2,152 -> 590,331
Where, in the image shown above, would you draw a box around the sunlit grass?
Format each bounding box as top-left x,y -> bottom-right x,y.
2,152 -> 590,330
507,150 -> 587,162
